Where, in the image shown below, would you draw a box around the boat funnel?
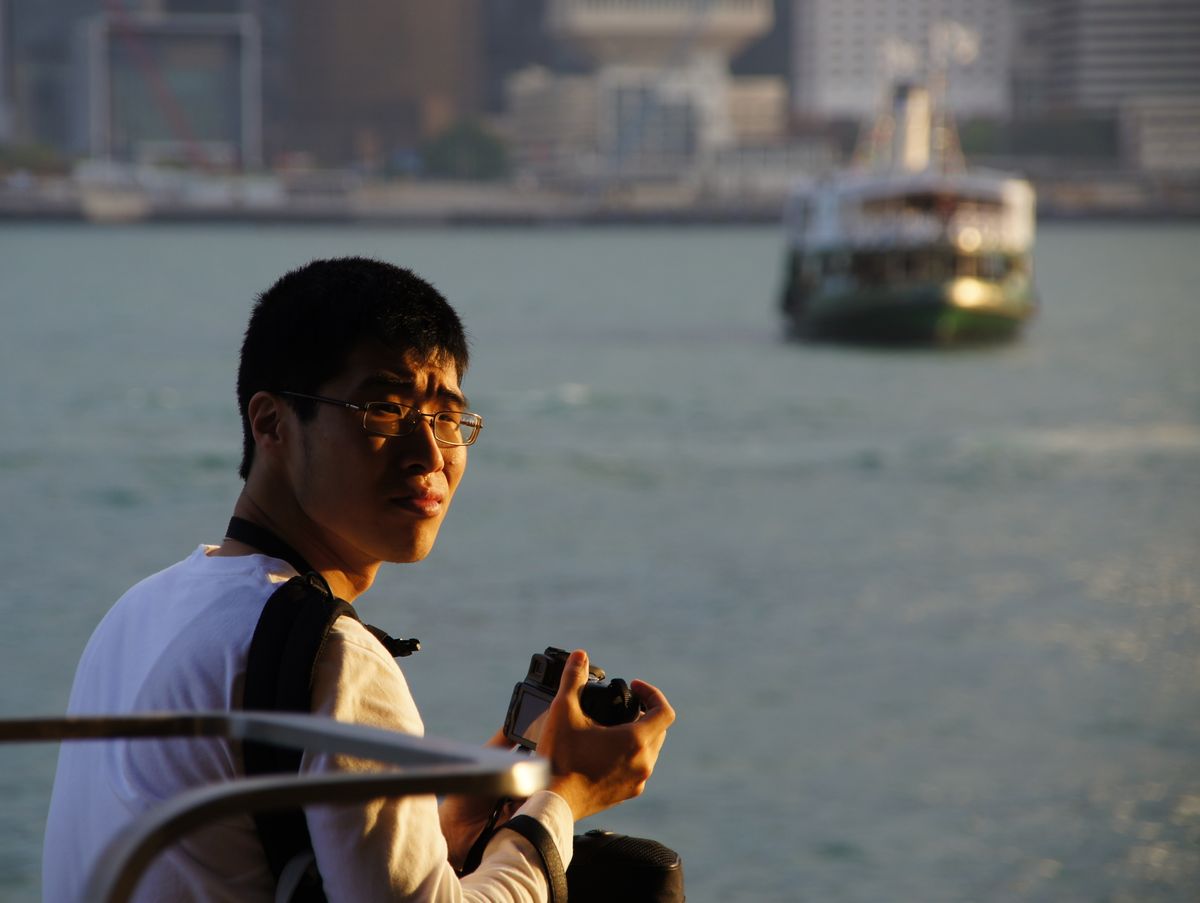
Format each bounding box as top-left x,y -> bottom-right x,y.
891,83 -> 932,172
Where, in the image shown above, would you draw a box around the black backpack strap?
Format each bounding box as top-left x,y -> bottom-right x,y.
243,577 -> 359,768
243,576 -> 355,902
231,517 -> 419,900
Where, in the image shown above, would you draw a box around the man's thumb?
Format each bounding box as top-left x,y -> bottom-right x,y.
561,649 -> 591,693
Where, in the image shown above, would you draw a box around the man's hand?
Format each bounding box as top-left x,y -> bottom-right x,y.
536,649 -> 675,821
438,729 -> 520,869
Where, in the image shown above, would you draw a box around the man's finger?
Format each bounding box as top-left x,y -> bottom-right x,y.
484,727 -> 510,748
629,679 -> 675,729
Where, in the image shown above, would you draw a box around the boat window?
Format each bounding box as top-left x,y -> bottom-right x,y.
895,193 -> 955,215
862,198 -> 902,216
852,252 -> 887,285
895,193 -> 1003,216
827,252 -> 850,277
978,254 -> 1009,280
927,251 -> 953,281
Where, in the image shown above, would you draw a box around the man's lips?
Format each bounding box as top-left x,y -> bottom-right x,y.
390,489 -> 444,517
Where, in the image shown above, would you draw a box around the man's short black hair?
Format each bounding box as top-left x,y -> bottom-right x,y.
236,257 -> 469,479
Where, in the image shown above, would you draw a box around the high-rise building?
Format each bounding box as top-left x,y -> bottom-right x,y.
7,0 -> 99,150
280,0 -> 482,168
790,0 -> 1014,122
73,9 -> 261,168
480,0 -> 591,114
1012,0 -> 1200,174
1010,0 -> 1052,119
1038,0 -> 1200,114
0,0 -> 14,142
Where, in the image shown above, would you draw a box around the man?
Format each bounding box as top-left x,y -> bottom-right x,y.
43,257 -> 674,901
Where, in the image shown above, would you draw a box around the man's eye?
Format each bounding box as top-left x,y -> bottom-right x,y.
375,402 -> 415,416
365,404 -> 409,425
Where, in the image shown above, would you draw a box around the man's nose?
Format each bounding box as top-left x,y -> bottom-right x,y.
395,416 -> 446,472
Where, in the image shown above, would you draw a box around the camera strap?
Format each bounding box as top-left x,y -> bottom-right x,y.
459,806 -> 567,903
501,816 -> 569,903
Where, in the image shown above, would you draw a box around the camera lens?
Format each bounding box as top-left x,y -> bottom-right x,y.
580,678 -> 641,726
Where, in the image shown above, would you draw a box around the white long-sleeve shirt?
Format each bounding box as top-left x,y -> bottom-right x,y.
43,546 -> 572,902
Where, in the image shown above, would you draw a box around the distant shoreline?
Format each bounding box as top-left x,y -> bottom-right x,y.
2,177 -> 1200,225
3,196 -> 1198,227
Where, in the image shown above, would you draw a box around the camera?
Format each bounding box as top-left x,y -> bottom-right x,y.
503,647 -> 644,751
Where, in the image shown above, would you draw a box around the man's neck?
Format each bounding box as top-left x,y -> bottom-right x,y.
213,491 -> 377,601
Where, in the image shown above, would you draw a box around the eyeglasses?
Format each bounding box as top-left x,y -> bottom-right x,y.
278,391 -> 483,447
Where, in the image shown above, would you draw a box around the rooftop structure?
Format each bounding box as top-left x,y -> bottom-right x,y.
547,0 -> 773,64
525,0 -> 777,181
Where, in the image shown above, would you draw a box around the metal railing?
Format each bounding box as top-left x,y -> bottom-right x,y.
1,711 -> 548,902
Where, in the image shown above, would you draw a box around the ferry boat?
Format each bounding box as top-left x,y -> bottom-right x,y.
779,82 -> 1037,344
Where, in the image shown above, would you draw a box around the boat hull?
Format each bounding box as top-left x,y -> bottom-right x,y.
784,279 -> 1036,345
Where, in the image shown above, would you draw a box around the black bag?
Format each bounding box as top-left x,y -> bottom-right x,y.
461,801 -> 686,903
569,829 -> 685,903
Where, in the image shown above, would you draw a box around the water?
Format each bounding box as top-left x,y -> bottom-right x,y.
2,220 -> 1198,902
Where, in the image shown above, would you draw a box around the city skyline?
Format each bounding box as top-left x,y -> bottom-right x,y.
0,0 -> 1196,221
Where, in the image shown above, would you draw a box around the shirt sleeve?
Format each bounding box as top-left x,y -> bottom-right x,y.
300,616 -> 574,902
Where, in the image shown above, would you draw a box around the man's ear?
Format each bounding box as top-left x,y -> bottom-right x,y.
246,391 -> 287,459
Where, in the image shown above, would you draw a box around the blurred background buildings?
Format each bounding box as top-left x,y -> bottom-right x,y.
0,0 -> 1197,217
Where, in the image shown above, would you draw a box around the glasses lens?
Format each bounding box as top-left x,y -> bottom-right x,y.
433,411 -> 481,446
363,403 -> 409,436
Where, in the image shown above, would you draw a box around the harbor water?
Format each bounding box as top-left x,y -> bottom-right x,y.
1,220 -> 1198,901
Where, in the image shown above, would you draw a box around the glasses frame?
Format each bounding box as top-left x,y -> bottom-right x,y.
277,391 -> 482,447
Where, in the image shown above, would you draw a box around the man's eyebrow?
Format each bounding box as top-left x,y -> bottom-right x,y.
360,373 -> 470,409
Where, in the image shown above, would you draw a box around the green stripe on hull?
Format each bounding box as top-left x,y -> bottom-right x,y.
792,280 -> 1035,345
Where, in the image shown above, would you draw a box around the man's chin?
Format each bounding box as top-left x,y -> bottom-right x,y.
379,509 -> 447,562
380,535 -> 438,564
384,550 -> 429,564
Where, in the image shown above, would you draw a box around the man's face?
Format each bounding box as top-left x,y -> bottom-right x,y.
286,340 -> 469,568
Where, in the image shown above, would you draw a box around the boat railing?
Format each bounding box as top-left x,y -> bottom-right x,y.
835,208 -> 1023,251
0,711 -> 549,903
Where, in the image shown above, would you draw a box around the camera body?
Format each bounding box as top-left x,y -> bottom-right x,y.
503,647 -> 643,751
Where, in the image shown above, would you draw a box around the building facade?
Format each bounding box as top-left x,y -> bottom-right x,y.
507,0 -> 788,186
789,0 -> 1014,122
6,0 -> 486,170
72,10 -> 261,168
280,0 -> 482,170
1038,0 -> 1200,114
1014,0 -> 1200,174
